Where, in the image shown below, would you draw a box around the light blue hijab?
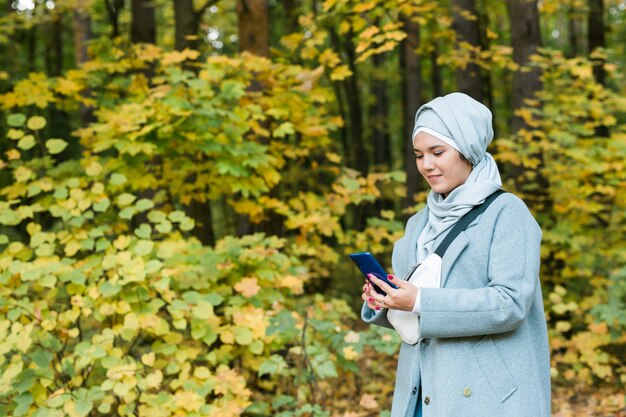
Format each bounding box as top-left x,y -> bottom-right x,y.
412,92 -> 502,261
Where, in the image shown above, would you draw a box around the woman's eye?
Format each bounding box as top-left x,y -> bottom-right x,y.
434,151 -> 444,156
415,155 -> 423,160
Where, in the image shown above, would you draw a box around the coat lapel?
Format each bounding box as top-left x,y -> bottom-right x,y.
440,231 -> 469,287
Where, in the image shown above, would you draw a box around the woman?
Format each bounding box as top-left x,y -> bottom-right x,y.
361,93 -> 551,417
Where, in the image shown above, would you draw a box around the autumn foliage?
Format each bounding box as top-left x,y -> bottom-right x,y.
1,1 -> 626,416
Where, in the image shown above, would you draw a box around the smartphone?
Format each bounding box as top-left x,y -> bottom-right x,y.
349,252 -> 398,295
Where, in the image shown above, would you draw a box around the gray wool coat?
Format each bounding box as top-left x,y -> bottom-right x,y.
362,193 -> 551,417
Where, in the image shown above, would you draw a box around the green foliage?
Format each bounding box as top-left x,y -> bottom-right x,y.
0,45 -> 404,416
496,49 -> 626,386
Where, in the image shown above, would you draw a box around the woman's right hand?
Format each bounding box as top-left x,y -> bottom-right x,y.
361,281 -> 380,311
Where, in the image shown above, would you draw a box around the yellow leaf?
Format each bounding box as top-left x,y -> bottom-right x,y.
145,370 -> 163,388
85,161 -> 103,177
330,65 -> 353,81
359,393 -> 379,410
161,48 -> 201,66
359,26 -> 380,39
14,166 -> 33,182
114,235 -> 131,250
277,274 -> 304,294
319,49 -> 341,68
344,331 -> 360,343
343,345 -> 358,360
234,277 -> 260,297
6,149 -> 21,160
141,352 -> 155,366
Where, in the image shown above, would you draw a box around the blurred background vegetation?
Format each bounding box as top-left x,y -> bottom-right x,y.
0,0 -> 625,416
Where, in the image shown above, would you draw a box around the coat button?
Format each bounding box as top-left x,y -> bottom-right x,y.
422,338 -> 430,345
463,387 -> 471,397
412,387 -> 417,395
424,396 -> 431,405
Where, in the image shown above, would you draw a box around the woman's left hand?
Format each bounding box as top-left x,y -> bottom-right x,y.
368,274 -> 419,312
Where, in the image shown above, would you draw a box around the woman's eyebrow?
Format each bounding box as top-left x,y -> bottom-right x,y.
413,145 -> 446,152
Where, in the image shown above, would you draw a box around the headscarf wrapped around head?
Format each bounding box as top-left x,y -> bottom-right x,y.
412,92 -> 503,261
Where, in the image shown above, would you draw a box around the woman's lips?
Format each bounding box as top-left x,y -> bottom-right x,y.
427,174 -> 442,182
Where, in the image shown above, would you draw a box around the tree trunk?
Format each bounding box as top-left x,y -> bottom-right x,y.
174,0 -> 198,51
506,0 -> 548,206
73,6 -> 91,65
401,16 -> 422,209
236,0 -> 269,56
451,0 -> 484,101
28,24 -> 36,72
371,52 -> 391,170
567,6 -> 583,58
588,0 -> 606,85
73,3 -> 94,126
131,0 -> 156,44
104,0 -> 124,38
506,0 -> 542,134
430,43 -> 443,98
588,0 -> 608,137
344,32 -> 367,176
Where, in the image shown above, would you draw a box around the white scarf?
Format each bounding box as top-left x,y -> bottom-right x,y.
412,93 -> 503,261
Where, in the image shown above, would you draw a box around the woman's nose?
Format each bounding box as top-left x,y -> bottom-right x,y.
422,155 -> 435,170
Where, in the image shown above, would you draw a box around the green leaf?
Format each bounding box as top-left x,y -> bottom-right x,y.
100,281 -> 121,297
93,198 -> 110,212
133,240 -> 154,256
249,339 -> 264,355
134,224 -> 151,239
119,207 -> 135,219
27,115 -> 47,130
273,122 -> 295,138
18,135 -> 36,150
75,399 -> 93,417
191,301 -> 213,320
110,173 -> 127,185
179,217 -> 195,231
13,392 -> 33,416
234,326 -> 253,345
8,113 -> 26,127
259,355 -> 288,377
117,193 -> 137,207
221,80 -> 246,100
168,210 -> 185,223
155,220 -> 172,234
45,139 -> 68,154
32,349 -> 54,369
135,198 -> 155,212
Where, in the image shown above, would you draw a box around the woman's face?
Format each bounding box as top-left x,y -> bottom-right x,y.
413,132 -> 472,196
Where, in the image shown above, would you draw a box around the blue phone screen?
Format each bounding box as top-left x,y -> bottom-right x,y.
349,252 -> 398,295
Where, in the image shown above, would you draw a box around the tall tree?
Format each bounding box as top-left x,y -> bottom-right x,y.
588,0 -> 606,85
104,0 -> 124,38
588,0 -> 608,137
451,0 -> 485,101
370,51 -> 391,171
73,0 -> 94,126
506,0 -> 542,134
236,0 -> 269,56
173,0 -> 218,51
131,0 -> 156,44
401,16 -> 422,209
567,5 -> 583,58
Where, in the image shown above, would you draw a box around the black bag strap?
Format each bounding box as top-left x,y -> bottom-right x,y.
433,189 -> 505,258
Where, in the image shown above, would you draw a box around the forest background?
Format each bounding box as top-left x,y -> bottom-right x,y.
0,0 -> 625,416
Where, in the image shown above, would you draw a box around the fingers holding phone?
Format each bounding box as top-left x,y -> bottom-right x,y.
362,281 -> 379,310
367,273 -> 419,312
